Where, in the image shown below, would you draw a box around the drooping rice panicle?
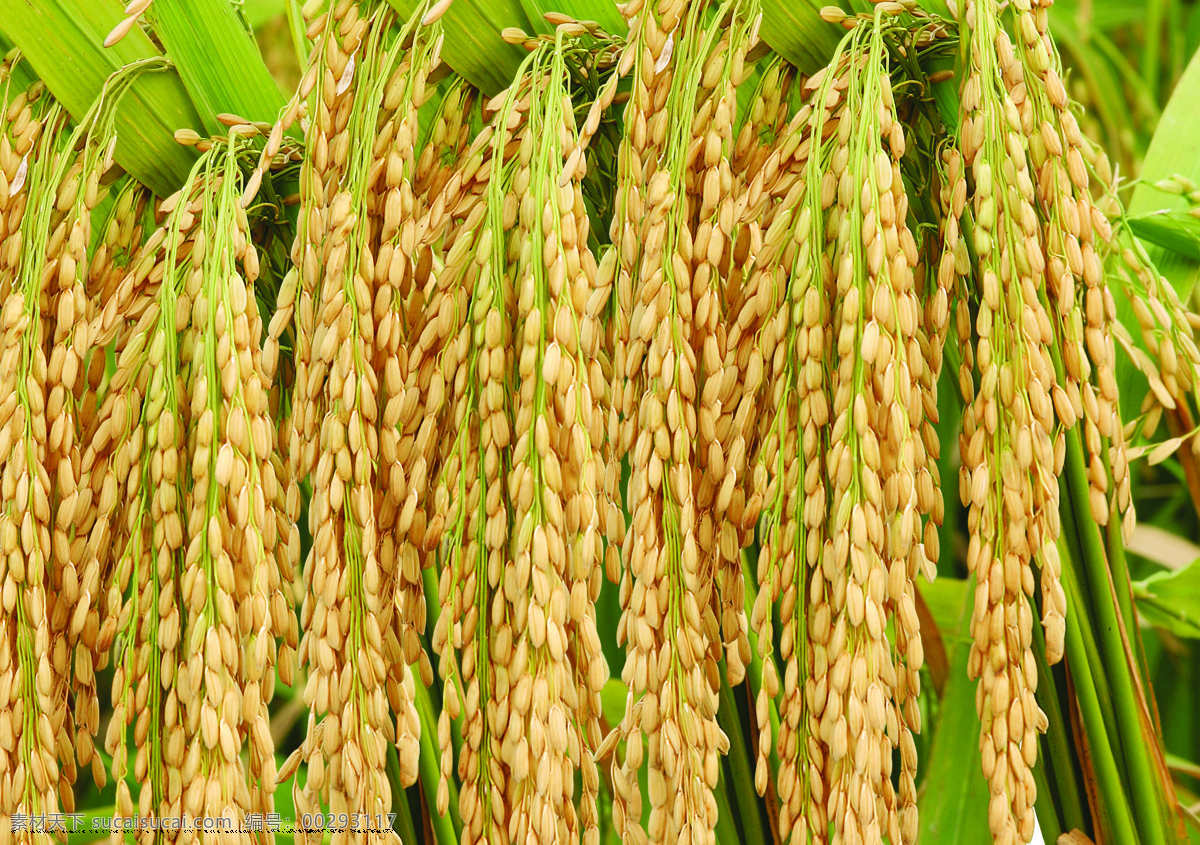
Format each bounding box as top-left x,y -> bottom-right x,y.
0,77 -> 61,841
422,135 -> 498,828
604,4 -> 736,844
605,0 -> 681,573
754,76 -> 827,845
493,34 -> 613,845
284,4 -> 434,837
170,137 -> 279,842
686,1 -> 763,694
959,1 -> 1060,839
368,20 -> 446,750
30,72 -> 143,819
807,18 -> 927,844
1007,0 -> 1134,551
734,79 -> 804,809
426,79 -> 527,845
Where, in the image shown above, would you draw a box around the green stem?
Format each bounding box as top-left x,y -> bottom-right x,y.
936,364 -> 965,578
1060,541 -> 1141,845
388,748 -> 421,845
284,0 -> 310,72
717,663 -> 768,845
1106,505 -> 1168,755
1058,481 -> 1126,767
741,552 -> 783,775
1064,428 -> 1170,845
414,675 -> 461,844
1105,512 -> 1139,673
1030,597 -> 1088,834
1142,0 -> 1165,99
1031,752 -> 1064,845
714,763 -> 743,845
422,565 -> 464,763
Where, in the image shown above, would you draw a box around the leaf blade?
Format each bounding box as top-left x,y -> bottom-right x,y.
149,0 -> 286,133
918,579 -> 993,845
1129,48 -> 1200,301
1134,557 -> 1200,639
385,0 -> 532,97
758,0 -> 842,75
0,0 -> 203,195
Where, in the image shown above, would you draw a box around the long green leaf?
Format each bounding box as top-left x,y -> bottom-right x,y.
916,577 -> 968,641
1129,49 -> 1200,302
0,34 -> 38,93
385,0 -> 531,97
243,0 -> 289,28
917,580 -> 992,845
757,0 -> 842,74
1134,557 -> 1200,639
1128,211 -> 1200,262
713,764 -> 744,845
0,0 -> 202,195
149,0 -> 286,133
1143,0 -> 1166,98
519,0 -> 626,36
716,667 -> 769,845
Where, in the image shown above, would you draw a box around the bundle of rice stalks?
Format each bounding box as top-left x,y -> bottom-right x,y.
603,2 -> 763,844
91,127 -> 296,844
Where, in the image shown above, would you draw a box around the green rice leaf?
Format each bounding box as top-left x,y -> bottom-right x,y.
758,0 -> 842,74
918,579 -> 992,845
1129,48 -> 1200,303
518,0 -> 626,36
243,0 -> 289,28
149,0 -> 286,133
917,576 -> 969,643
1128,211 -> 1200,262
0,0 -> 203,195
0,34 -> 39,93
385,0 -> 532,97
1134,558 -> 1200,639
601,678 -> 625,729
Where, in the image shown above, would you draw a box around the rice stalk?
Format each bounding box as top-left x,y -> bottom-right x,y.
164,136 -> 285,841
686,0 -> 763,697
1007,0 -> 1133,544
818,20 -> 925,845
754,77 -> 824,845
736,57 -> 807,809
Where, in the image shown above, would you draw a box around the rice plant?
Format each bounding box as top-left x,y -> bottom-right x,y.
0,0 -> 1197,844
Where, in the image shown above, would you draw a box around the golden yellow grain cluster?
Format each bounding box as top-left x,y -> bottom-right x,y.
0,80 -> 62,838
952,0 -> 1138,840
603,3 -> 771,844
275,1 -> 450,835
